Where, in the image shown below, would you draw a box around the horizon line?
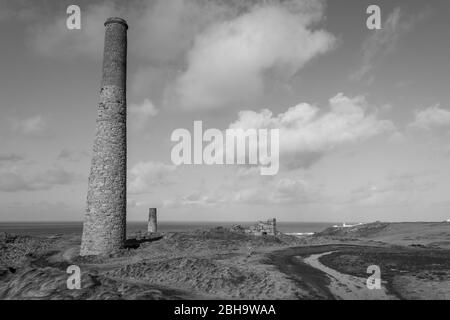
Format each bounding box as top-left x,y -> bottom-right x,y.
0,220 -> 446,224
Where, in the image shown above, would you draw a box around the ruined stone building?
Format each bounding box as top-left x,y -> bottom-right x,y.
246,218 -> 277,236
231,218 -> 277,236
80,18 -> 128,256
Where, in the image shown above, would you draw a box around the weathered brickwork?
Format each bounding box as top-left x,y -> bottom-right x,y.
80,18 -> 128,256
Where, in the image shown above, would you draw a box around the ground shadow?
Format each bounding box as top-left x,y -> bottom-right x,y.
125,235 -> 163,249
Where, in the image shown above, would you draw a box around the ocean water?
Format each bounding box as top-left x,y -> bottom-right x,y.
0,221 -> 335,236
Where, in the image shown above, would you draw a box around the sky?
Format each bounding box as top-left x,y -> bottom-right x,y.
1,0 -> 450,222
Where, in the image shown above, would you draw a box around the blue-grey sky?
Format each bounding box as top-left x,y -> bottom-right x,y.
1,0 -> 450,222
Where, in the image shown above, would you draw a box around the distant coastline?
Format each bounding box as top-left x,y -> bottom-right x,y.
0,221 -> 336,237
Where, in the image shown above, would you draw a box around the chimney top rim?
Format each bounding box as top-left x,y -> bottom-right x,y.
104,17 -> 128,29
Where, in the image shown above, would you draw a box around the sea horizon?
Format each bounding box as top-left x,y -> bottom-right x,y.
0,221 -> 341,236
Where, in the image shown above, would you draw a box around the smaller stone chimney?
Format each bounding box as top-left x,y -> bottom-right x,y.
148,208 -> 157,233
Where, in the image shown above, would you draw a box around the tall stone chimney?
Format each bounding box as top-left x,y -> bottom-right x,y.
148,208 -> 157,233
80,17 -> 128,256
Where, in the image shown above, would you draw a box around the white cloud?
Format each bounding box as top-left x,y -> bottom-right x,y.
233,177 -> 320,205
129,161 -> 176,194
132,0 -> 230,64
176,2 -> 335,110
0,1 -> 40,22
409,104 -> 450,130
28,0 -> 228,62
57,149 -> 89,162
0,153 -> 24,163
388,132 -> 407,144
28,1 -> 125,60
229,93 -> 394,168
0,166 -> 77,192
165,174 -> 322,208
131,66 -> 177,102
0,171 -> 29,192
29,2 -> 120,59
164,191 -> 213,208
129,99 -> 159,130
26,0 -> 334,111
126,198 -> 149,208
11,115 -> 47,136
347,172 -> 436,207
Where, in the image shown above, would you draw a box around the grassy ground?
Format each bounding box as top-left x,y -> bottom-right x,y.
0,222 -> 449,300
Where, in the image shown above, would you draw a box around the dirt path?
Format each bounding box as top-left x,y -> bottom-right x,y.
302,252 -> 397,300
